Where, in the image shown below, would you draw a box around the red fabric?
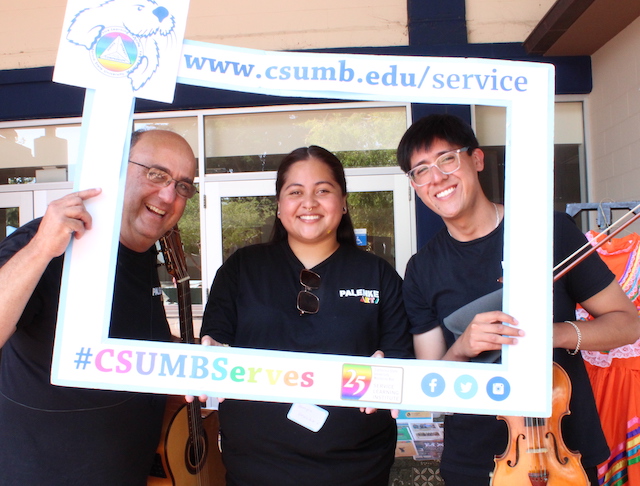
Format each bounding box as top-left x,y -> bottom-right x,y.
580,231 -> 640,485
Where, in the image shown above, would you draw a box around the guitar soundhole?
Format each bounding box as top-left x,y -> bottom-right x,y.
185,429 -> 209,475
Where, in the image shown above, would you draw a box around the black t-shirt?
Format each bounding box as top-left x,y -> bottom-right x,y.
201,240 -> 413,486
0,218 -> 171,485
403,212 -> 613,477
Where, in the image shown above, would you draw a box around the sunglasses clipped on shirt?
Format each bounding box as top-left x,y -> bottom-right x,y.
297,269 -> 321,315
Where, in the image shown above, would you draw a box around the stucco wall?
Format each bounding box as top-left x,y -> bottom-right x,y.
465,0 -> 556,43
1,0 -> 571,72
0,0 -> 408,71
588,16 -> 640,204
187,0 -> 407,51
0,2 -> 67,70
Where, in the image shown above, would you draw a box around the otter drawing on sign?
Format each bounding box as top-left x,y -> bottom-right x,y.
66,0 -> 176,90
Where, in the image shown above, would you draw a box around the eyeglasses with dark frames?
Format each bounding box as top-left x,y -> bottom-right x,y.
406,147 -> 470,187
129,160 -> 198,199
297,269 -> 321,315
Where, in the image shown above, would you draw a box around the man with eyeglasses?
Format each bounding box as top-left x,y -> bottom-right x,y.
0,129 -> 197,485
397,114 -> 639,486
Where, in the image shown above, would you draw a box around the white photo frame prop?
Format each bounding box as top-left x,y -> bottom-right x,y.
51,1 -> 554,417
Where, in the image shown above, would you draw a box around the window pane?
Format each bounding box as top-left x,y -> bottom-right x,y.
350,191 -> 395,268
553,144 -> 582,212
479,146 -> 505,205
0,207 -> 19,238
476,103 -> 586,226
222,196 -> 277,261
479,144 -> 583,214
204,106 -> 407,173
0,125 -> 80,184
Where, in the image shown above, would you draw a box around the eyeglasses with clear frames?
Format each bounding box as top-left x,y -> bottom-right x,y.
129,160 -> 198,199
406,147 -> 470,187
297,269 -> 321,315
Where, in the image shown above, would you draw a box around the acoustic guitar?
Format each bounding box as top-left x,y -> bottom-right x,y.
148,226 -> 226,486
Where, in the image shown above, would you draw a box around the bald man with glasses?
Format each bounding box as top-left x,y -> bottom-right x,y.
0,129 -> 197,485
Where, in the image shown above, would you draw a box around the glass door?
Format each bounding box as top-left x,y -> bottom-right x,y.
201,170 -> 415,298
32,184 -> 74,218
0,191 -> 34,239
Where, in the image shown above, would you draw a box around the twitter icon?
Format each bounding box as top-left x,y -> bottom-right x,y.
454,375 -> 478,399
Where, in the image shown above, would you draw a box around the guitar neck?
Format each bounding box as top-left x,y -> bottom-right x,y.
174,271 -> 207,458
167,239 -> 206,444
153,227 -> 226,486
176,279 -> 195,345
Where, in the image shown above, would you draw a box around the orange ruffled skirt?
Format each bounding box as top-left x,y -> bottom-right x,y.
586,356 -> 640,486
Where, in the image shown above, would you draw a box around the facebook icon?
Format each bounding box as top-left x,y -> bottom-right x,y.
421,373 -> 445,397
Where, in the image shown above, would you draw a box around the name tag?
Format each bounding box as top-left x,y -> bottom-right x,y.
287,403 -> 329,432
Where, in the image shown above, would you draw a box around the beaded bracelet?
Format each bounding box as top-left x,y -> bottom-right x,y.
565,320 -> 582,355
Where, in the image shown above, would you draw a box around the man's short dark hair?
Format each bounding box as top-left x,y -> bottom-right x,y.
396,114 -> 480,173
130,128 -> 147,149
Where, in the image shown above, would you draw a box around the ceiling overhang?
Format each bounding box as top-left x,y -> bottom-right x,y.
524,0 -> 640,56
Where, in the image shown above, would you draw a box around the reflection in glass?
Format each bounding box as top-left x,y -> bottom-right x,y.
222,196 -> 277,261
220,191 -> 396,268
0,125 -> 80,184
0,207 -> 19,238
350,191 -> 395,268
476,102 -> 585,227
480,144 -> 583,225
205,106 -> 406,173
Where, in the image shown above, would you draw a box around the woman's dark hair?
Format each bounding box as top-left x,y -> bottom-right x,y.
270,145 -> 357,247
396,114 -> 480,173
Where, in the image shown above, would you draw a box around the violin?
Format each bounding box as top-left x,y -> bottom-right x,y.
491,362 -> 588,486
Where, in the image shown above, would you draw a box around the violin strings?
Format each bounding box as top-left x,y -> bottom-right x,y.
526,416 -> 546,478
535,418 -> 539,476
